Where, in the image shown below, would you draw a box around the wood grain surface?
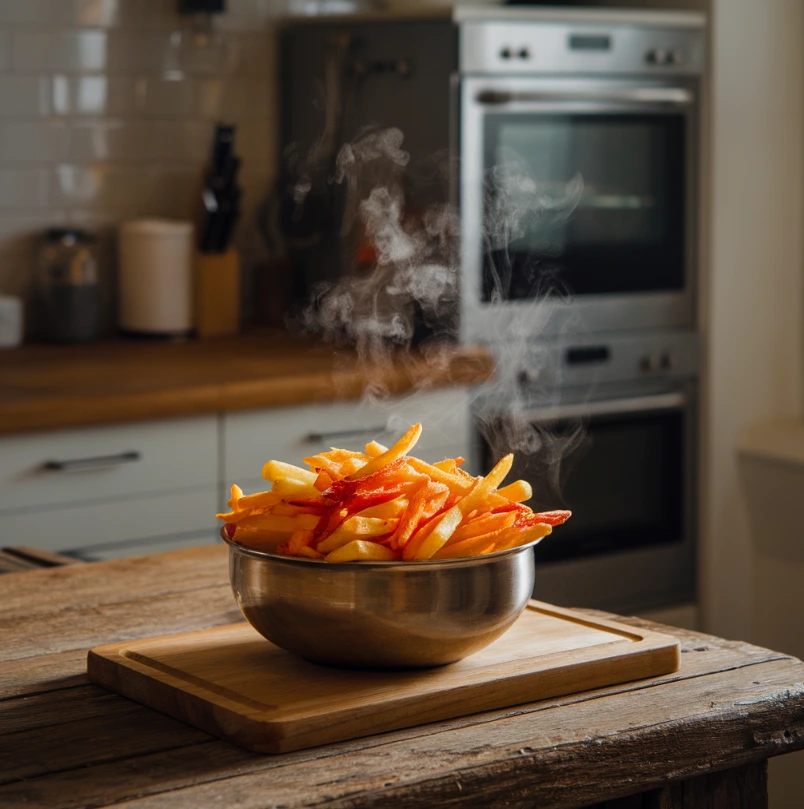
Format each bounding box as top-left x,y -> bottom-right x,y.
0,330 -> 493,435
86,603 -> 679,754
1,545 -> 803,809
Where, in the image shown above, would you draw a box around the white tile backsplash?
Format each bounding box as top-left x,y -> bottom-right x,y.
153,120 -> 215,162
67,120 -> 159,162
0,121 -> 69,163
0,1 -> 59,26
13,30 -> 109,73
68,0 -> 143,29
0,0 -> 278,324
0,76 -> 52,117
52,75 -> 138,116
0,168 -> 49,209
0,30 -> 10,71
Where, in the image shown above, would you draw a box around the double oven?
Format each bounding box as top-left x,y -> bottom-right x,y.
459,11 -> 705,612
280,8 -> 705,613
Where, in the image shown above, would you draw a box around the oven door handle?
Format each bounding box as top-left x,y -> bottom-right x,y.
475,87 -> 694,107
520,391 -> 688,422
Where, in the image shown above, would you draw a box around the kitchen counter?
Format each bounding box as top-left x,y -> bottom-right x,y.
3,546 -> 804,808
0,331 -> 493,435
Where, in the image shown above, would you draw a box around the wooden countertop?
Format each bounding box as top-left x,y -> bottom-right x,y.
0,332 -> 493,436
2,545 -> 803,808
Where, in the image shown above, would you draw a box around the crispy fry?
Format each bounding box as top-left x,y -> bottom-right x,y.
407,457 -> 475,495
356,498 -> 408,519
432,530 -> 506,559
325,540 -> 400,563
297,545 -> 325,560
288,529 -> 315,555
493,522 -> 552,551
347,423 -> 422,481
303,454 -> 343,479
262,460 -> 318,486
497,479 -> 533,503
215,507 -> 257,524
532,510 -> 572,526
389,480 -> 449,551
405,506 -> 464,560
233,513 -> 320,535
271,478 -> 322,500
235,490 -> 281,511
444,512 -> 516,546
339,457 -> 367,476
364,440 -> 388,458
433,457 -> 465,472
313,471 -> 334,492
227,484 -> 243,509
270,502 -> 328,517
316,516 -> 399,554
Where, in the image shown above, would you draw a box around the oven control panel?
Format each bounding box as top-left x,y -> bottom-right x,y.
511,331 -> 700,393
460,19 -> 705,75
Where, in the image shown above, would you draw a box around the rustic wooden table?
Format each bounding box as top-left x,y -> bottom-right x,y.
2,546 -> 803,808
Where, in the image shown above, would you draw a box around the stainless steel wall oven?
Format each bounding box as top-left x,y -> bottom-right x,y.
458,16 -> 704,341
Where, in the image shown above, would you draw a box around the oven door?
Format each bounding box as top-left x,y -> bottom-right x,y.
477,386 -> 696,612
459,76 -> 698,341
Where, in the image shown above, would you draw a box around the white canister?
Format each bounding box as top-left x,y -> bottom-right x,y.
118,219 -> 194,337
0,295 -> 23,348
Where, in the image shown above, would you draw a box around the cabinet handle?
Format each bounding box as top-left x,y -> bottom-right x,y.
42,451 -> 142,472
305,424 -> 392,444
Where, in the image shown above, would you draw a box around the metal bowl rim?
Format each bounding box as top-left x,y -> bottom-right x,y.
222,529 -> 544,570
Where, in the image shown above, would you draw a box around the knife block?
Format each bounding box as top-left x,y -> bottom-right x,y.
194,248 -> 240,338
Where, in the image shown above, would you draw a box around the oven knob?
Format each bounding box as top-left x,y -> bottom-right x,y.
660,352 -> 678,371
518,47 -> 530,60
500,47 -> 512,60
646,49 -> 669,65
640,354 -> 662,373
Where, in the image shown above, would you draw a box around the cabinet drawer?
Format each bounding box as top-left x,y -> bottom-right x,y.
223,389 -> 472,486
1,486 -> 218,554
0,417 -> 218,514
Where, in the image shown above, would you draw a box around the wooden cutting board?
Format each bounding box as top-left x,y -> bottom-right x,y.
87,600 -> 679,754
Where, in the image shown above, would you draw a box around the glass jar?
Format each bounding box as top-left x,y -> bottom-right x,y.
33,228 -> 100,343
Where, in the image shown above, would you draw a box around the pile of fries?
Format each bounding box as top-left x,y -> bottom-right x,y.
217,423 -> 570,563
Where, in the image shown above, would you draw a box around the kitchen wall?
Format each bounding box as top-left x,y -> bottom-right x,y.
704,2 -> 804,807
0,0 -> 278,329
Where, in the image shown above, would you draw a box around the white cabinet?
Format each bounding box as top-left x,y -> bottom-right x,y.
223,389 -> 473,496
0,417 -> 217,512
0,416 -> 219,558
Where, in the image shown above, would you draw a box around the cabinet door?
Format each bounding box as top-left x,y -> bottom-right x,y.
223,389 -> 472,492
0,417 -> 218,515
2,486 -> 219,555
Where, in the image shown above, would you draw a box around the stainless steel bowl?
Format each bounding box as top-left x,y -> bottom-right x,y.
224,533 -> 538,669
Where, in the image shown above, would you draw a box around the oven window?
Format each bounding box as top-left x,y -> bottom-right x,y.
482,409 -> 684,562
482,113 -> 685,301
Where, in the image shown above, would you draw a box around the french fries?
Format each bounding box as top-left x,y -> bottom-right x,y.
216,423 -> 571,562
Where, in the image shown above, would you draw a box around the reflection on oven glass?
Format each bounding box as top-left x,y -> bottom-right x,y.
482,409 -> 684,563
483,114 -> 684,302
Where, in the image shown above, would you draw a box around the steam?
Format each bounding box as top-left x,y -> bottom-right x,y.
288,126 -> 588,504
298,127 -> 460,365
